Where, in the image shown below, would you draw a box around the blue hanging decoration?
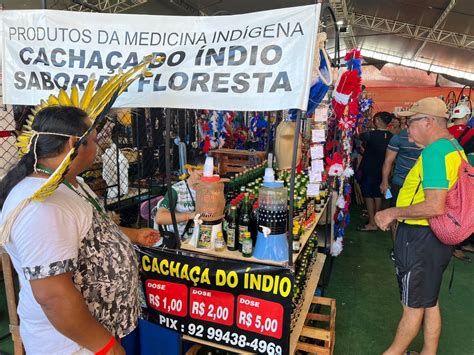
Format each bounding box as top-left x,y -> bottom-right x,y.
288,50 -> 331,120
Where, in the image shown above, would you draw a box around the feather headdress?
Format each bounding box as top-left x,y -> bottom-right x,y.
1,55 -> 161,245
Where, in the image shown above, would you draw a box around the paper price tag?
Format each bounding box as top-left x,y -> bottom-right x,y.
311,159 -> 324,173
311,129 -> 326,143
309,171 -> 322,183
314,107 -> 328,122
306,183 -> 320,197
310,145 -> 324,160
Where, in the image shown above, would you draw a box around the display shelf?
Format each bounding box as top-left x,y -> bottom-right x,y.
293,200 -> 328,264
180,201 -> 328,268
181,240 -> 284,267
289,253 -> 326,354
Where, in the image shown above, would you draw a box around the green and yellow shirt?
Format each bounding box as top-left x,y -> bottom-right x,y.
396,138 -> 466,226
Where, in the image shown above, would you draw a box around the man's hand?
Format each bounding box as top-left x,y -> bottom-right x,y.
380,180 -> 390,195
133,228 -> 160,246
375,209 -> 397,231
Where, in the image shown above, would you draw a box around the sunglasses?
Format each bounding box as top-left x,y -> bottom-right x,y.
407,116 -> 429,127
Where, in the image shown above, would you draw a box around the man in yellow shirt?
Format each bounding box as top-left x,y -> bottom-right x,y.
375,97 -> 466,355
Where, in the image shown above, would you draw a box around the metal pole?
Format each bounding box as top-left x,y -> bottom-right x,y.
165,108 -> 181,249
265,111 -> 272,156
287,111 -> 302,267
42,0 -> 47,9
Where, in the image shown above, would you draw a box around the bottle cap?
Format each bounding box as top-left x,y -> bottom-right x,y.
203,155 -> 214,177
263,167 -> 275,182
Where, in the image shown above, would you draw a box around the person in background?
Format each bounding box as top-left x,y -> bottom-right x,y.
447,104 -> 474,261
375,97 -> 466,355
388,117 -> 402,135
448,105 -> 473,148
155,154 -> 205,240
0,106 -> 160,355
357,112 -> 393,231
380,126 -> 422,259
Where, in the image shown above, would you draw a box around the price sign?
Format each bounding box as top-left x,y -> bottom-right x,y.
236,295 -> 284,339
145,280 -> 188,317
138,247 -> 293,354
190,287 -> 235,326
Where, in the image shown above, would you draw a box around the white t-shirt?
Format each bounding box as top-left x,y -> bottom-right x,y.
1,177 -> 93,355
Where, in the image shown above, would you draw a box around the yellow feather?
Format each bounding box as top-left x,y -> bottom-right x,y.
31,149 -> 75,202
70,87 -> 80,107
80,78 -> 96,111
58,89 -> 72,106
47,95 -> 59,105
21,55 -> 154,198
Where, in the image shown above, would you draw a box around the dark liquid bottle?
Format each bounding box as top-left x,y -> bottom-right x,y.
238,193 -> 251,252
226,206 -> 238,251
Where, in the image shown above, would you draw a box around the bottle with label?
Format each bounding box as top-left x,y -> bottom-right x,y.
292,226 -> 301,254
241,231 -> 253,257
226,206 -> 238,251
215,231 -> 226,252
315,196 -> 322,213
238,193 -> 251,251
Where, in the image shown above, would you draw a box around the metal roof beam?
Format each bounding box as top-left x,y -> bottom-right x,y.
68,0 -> 148,13
412,0 -> 456,60
350,12 -> 474,51
329,0 -> 358,50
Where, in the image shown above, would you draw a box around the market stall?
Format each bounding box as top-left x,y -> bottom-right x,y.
0,3 -> 346,354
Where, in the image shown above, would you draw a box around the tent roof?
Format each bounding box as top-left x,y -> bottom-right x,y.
4,0 -> 474,76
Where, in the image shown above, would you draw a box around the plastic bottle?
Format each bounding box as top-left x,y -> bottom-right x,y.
215,232 -> 226,252
241,231 -> 253,257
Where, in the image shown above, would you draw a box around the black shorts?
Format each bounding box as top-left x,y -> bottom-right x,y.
360,175 -> 383,198
390,184 -> 402,208
394,223 -> 454,308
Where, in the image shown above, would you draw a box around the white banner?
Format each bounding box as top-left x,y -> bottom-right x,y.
1,5 -> 320,111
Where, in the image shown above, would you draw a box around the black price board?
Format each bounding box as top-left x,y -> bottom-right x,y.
137,246 -> 293,354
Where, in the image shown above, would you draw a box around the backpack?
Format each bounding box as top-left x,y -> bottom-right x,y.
429,139 -> 474,245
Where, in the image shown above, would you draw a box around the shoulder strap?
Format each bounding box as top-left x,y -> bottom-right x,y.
457,127 -> 470,145
401,179 -> 422,224
443,138 -> 467,163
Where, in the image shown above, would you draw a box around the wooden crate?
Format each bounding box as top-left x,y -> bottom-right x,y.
295,296 -> 336,355
210,149 -> 266,175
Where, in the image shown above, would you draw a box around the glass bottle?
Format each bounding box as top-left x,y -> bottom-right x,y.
226,206 -> 238,251
292,226 -> 301,254
238,193 -> 251,252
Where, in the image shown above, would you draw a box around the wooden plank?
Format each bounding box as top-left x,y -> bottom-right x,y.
182,335 -> 254,354
289,253 -> 326,354
306,313 -> 331,322
313,296 -> 333,306
300,326 -> 331,341
226,159 -> 253,166
295,341 -> 330,354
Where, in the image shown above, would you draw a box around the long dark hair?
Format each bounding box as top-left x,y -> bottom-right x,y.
0,106 -> 90,209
